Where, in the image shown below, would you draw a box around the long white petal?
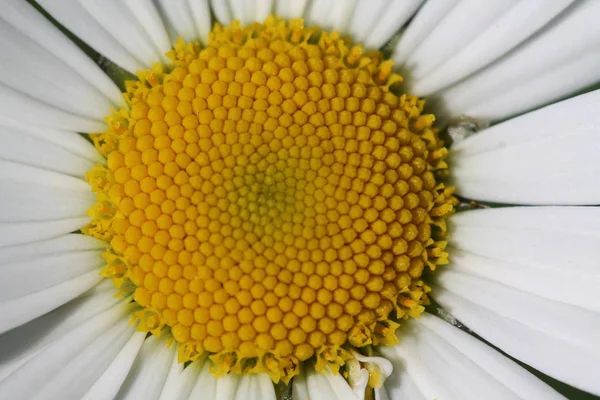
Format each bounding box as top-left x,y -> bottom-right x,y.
393,0 -> 459,64
408,0 -> 573,95
379,314 -> 565,400
0,250 -> 103,302
0,78 -> 106,134
293,365 -> 359,400
347,0 -> 387,44
0,217 -> 89,248
211,0 -> 232,25
0,161 -> 94,222
0,269 -> 102,334
361,0 -> 423,49
188,0 -> 212,44
184,358 -> 218,399
123,0 -> 172,59
304,0 -> 334,29
275,0 -> 308,19
0,300 -> 134,398
451,90 -> 600,205
81,332 -> 146,400
434,0 -> 600,122
0,15 -> 111,123
253,0 -> 274,23
400,0 -> 518,80
157,355 -> 186,400
435,206 -> 600,395
228,0 -> 251,26
0,1 -> 123,107
0,120 -> 98,178
449,207 -> 600,310
154,0 -> 199,45
0,233 -> 104,264
37,0 -> 145,73
114,336 -> 177,400
0,280 -> 116,381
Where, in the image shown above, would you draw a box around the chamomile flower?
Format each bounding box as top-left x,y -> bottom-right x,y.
0,1 -> 599,399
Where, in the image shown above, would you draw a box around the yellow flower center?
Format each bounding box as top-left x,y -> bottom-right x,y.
84,17 -> 455,382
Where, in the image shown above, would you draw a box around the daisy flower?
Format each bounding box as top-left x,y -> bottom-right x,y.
1,1 -> 599,399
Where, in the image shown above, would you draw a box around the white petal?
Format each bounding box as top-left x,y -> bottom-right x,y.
0,15 -> 112,123
188,0 -> 212,44
0,116 -> 103,162
0,269 -> 102,334
0,1 -> 123,108
408,0 -> 573,95
434,0 -> 600,122
232,374 -> 276,400
435,281 -> 600,396
254,0 -> 274,23
228,0 -> 251,26
32,318 -> 138,400
379,314 -> 565,400
185,358 -> 218,399
81,332 -> 146,400
400,0 -> 518,81
275,0 -> 308,19
393,0 -> 459,64
293,365 -> 360,400
0,77 -> 106,133
0,217 -> 90,248
115,336 -> 177,400
0,280 -> 116,381
157,355 -> 186,400
0,300 -> 134,398
37,0 -> 145,73
211,0 -> 232,25
451,90 -> 600,205
0,120 -> 98,178
362,0 -> 423,49
0,233 -> 104,264
123,0 -> 172,58
449,207 -> 600,310
0,249 -> 104,302
304,0 -> 334,29
347,0 -> 388,44
0,161 -> 94,222
154,0 -> 199,45
79,0 -> 166,66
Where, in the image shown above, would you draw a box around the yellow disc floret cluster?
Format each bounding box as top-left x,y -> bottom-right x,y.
84,17 -> 455,382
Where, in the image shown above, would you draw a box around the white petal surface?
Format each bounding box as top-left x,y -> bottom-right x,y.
434,0 -> 600,122
361,0 -> 423,50
0,1 -> 123,107
275,0 -> 308,19
0,218 -> 90,248
434,206 -> 600,395
293,365 -> 360,400
393,0 -> 459,64
81,332 -> 146,400
378,314 -> 564,400
211,0 -> 232,25
0,118 -> 99,177
154,0 -> 199,45
123,0 -> 172,58
0,280 -> 116,381
0,301 -> 135,399
0,161 -> 94,222
304,0 -> 334,29
115,336 -> 177,400
400,0 -> 518,80
188,0 -> 212,44
451,90 -> 600,205
407,0 -> 573,95
37,0 -> 145,73
0,10 -> 113,125
0,82 -> 106,133
254,0 -> 274,22
347,0 -> 387,44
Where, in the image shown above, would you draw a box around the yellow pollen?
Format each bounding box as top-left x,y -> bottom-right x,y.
84,17 -> 455,382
